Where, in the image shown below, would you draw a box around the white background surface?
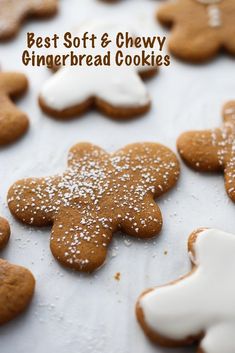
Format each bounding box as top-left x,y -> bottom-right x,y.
0,1 -> 235,352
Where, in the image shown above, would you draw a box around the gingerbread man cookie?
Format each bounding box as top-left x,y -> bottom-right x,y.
157,0 -> 235,62
0,0 -> 58,41
0,216 -> 10,250
0,259 -> 35,325
8,142 -> 180,272
136,228 -> 235,353
0,72 -> 29,146
177,101 -> 235,202
39,22 -> 158,120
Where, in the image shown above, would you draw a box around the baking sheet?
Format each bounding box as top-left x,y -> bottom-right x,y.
0,0 -> 235,352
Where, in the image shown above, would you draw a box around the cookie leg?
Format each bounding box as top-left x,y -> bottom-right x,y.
177,130 -> 223,172
50,211 -> 114,272
120,196 -> 163,238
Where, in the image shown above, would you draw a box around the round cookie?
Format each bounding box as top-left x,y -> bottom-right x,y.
136,228 -> 235,353
157,0 -> 235,62
0,217 -> 10,250
0,72 -> 29,146
39,21 -> 158,120
8,142 -> 180,272
0,259 -> 35,325
0,0 -> 58,41
177,101 -> 235,202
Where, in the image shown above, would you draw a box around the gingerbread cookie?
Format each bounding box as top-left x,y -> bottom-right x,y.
136,228 -> 235,353
177,101 -> 235,202
0,72 -> 29,146
157,0 -> 235,62
0,0 -> 58,41
0,259 -> 35,325
0,217 -> 10,250
39,22 -> 158,120
8,142 -> 180,272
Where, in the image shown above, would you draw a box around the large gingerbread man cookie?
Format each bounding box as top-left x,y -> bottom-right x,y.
0,0 -> 58,41
0,72 -> 29,146
0,216 -> 10,250
39,21 -> 158,120
157,0 -> 235,62
8,142 -> 180,272
177,101 -> 235,202
0,259 -> 35,325
137,228 -> 235,353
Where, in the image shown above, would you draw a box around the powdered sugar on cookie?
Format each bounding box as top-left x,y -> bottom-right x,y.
8,142 -> 180,272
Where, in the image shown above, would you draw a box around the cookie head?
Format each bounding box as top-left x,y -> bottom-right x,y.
136,228 -> 235,353
0,259 -> 35,325
0,217 -> 10,250
177,101 -> 235,202
157,0 -> 235,62
0,72 -> 29,146
0,0 -> 58,41
8,142 -> 180,272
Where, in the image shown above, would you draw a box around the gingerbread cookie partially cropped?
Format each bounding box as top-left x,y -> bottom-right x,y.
157,0 -> 235,62
0,0 -> 58,41
0,259 -> 35,325
0,220 -> 35,325
136,228 -> 235,353
39,21 -> 158,120
177,101 -> 235,202
8,142 -> 180,272
0,216 -> 10,250
0,72 -> 29,146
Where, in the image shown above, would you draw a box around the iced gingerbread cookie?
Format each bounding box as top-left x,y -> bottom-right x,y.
0,72 -> 29,146
177,101 -> 235,202
0,0 -> 58,41
39,22 -> 159,120
157,0 -> 235,62
136,228 -> 235,353
0,259 -> 35,325
0,216 -> 10,250
8,142 -> 180,272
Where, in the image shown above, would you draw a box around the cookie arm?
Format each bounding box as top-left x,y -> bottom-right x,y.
31,0 -> 58,17
177,129 -> 224,172
0,95 -> 29,145
50,210 -> 113,272
137,278 -> 203,346
157,2 -> 179,26
7,177 -> 59,226
0,72 -> 28,97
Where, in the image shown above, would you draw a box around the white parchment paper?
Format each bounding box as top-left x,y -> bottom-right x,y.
0,1 -> 234,352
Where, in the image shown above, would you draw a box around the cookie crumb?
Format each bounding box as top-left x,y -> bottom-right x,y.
114,272 -> 121,281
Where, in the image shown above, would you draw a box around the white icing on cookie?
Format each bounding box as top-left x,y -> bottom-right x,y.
208,5 -> 221,27
196,0 -> 222,28
139,229 -> 235,353
40,22 -> 154,111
